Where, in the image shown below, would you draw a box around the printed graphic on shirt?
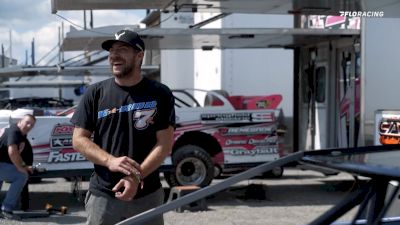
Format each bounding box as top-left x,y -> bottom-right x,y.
97,100 -> 157,130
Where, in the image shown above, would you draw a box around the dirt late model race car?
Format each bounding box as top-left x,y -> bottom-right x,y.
0,89 -> 285,187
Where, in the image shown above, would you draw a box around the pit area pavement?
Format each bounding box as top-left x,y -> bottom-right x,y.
0,168 -> 362,225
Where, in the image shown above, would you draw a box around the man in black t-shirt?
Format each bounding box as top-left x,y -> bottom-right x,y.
0,114 -> 36,219
71,29 -> 175,225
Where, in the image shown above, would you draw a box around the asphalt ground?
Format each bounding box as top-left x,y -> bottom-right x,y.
0,168 -> 370,225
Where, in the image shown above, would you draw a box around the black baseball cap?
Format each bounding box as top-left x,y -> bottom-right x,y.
101,29 -> 145,52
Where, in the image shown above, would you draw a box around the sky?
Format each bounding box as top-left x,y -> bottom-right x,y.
0,0 -> 146,66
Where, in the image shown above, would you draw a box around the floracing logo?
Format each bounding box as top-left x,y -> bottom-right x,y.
339,11 -> 384,17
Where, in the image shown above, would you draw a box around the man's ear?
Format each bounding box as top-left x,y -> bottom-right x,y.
136,52 -> 144,66
137,51 -> 144,59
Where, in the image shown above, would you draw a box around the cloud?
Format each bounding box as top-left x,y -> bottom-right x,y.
0,0 -> 52,31
0,0 -> 146,66
93,10 -> 145,27
34,22 -> 62,65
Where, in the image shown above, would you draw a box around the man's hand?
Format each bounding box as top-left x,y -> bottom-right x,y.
17,167 -> 29,176
17,166 -> 33,176
73,127 -> 143,175
25,166 -> 34,174
112,175 -> 140,201
106,156 -> 142,176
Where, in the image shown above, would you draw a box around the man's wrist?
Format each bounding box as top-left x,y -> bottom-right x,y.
132,171 -> 144,189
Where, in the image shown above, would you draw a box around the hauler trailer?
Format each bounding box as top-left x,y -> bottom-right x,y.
293,14 -> 400,153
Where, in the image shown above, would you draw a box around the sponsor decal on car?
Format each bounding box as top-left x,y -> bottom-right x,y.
48,123 -> 87,163
201,112 -> 274,123
50,124 -> 74,149
248,136 -> 278,145
219,126 -> 275,136
51,137 -> 72,148
224,147 -> 278,156
48,151 -> 86,162
379,117 -> 400,144
224,136 -> 278,146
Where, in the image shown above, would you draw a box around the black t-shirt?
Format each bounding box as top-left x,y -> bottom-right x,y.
71,77 -> 175,198
0,124 -> 26,164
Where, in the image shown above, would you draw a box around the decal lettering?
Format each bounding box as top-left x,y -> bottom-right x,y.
251,112 -> 274,122
224,136 -> 278,146
51,124 -> 75,149
225,139 -> 247,146
51,137 -> 73,148
379,120 -> 400,136
201,112 -> 252,122
224,147 -> 278,156
220,126 -> 275,136
48,152 -> 86,163
98,101 -> 157,119
202,112 -> 274,123
248,136 -> 278,145
52,124 -> 74,135
379,118 -> 400,144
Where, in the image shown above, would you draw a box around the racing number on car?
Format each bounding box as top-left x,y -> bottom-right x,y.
133,109 -> 156,130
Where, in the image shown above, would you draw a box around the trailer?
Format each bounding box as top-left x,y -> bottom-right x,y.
295,15 -> 400,152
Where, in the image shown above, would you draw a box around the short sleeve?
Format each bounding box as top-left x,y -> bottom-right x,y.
7,128 -> 24,146
154,87 -> 176,131
70,85 -> 97,131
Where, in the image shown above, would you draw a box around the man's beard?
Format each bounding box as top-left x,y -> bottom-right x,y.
112,63 -> 135,78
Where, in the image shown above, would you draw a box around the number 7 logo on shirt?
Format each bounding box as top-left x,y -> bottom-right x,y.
133,109 -> 156,130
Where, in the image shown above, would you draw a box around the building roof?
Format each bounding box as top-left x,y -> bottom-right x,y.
0,65 -> 159,78
51,0 -> 400,17
60,26 -> 360,51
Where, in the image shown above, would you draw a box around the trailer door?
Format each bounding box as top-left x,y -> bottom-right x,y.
299,40 -> 360,150
337,44 -> 360,148
299,45 -> 330,150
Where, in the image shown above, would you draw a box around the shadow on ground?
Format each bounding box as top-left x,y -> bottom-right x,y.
196,179 -> 367,208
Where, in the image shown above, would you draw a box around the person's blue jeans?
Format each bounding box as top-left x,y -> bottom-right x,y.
0,162 -> 28,211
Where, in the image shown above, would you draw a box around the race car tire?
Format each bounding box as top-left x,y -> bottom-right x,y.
164,145 -> 214,187
262,166 -> 284,178
213,165 -> 223,178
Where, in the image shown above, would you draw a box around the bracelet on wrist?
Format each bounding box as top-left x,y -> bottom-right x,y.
132,171 -> 144,189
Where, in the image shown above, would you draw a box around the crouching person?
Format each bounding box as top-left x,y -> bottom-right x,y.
0,114 -> 36,219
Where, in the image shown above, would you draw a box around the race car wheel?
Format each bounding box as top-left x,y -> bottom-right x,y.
164,145 -> 214,187
214,165 -> 223,178
262,166 -> 284,178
